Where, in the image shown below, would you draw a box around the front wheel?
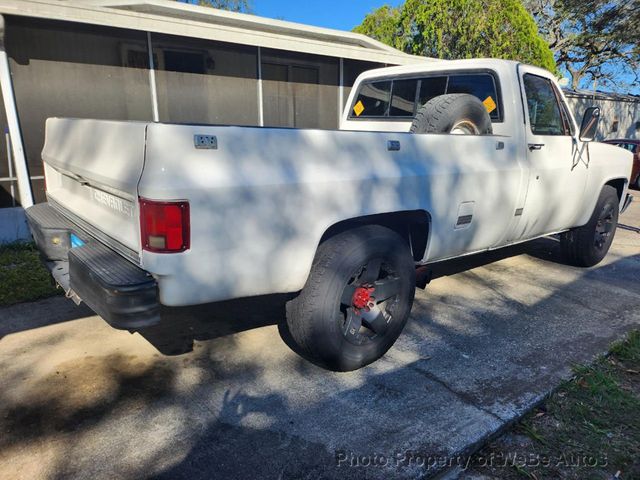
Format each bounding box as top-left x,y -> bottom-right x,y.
560,185 -> 619,267
286,225 -> 416,371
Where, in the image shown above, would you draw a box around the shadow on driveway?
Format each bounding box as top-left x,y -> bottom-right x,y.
1,230 -> 638,479
135,237 -> 562,355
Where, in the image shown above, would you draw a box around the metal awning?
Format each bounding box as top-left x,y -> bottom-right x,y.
0,0 -> 433,65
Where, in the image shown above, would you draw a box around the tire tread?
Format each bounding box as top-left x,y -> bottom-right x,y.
410,93 -> 492,135
286,225 -> 415,371
561,185 -> 619,267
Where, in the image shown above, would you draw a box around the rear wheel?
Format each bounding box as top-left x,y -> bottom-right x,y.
286,225 -> 416,371
560,185 -> 619,267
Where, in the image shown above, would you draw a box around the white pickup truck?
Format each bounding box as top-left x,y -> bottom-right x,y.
26,59 -> 633,371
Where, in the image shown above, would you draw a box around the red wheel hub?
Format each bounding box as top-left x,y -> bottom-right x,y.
352,285 -> 375,311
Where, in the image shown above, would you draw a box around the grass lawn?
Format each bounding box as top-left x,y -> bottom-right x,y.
466,331 -> 640,479
0,242 -> 61,306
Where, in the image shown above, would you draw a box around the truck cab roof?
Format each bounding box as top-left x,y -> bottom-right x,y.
353,58 -> 529,82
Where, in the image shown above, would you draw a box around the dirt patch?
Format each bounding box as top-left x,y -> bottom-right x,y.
0,353 -> 178,450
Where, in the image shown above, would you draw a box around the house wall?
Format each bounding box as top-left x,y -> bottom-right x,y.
565,94 -> 640,141
151,32 -> 260,126
0,15 -> 383,210
4,16 -> 154,206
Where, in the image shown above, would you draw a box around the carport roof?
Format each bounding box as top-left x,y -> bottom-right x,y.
563,88 -> 640,104
0,0 -> 432,65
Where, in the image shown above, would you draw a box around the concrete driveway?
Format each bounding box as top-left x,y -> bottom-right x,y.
1,200 -> 639,480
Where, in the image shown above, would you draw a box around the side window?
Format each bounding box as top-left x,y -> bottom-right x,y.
558,98 -> 575,136
389,79 -> 419,117
417,76 -> 447,109
447,74 -> 500,120
351,81 -> 391,117
523,74 -> 566,135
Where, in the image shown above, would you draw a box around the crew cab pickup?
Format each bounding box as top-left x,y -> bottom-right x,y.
26,59 -> 634,371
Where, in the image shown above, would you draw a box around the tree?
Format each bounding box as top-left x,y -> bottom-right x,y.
524,0 -> 639,91
353,5 -> 401,48
354,0 -> 557,73
174,0 -> 252,13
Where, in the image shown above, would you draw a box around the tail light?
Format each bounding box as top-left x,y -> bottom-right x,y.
139,198 -> 190,253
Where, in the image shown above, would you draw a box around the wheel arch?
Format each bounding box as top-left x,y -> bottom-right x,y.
605,177 -> 627,203
319,210 -> 431,262
573,176 -> 628,229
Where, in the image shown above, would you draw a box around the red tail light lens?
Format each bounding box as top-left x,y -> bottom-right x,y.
139,198 -> 190,253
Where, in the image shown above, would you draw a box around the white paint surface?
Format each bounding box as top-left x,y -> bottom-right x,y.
38,60 -> 633,306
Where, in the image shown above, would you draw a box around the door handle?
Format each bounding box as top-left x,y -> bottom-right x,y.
528,143 -> 545,151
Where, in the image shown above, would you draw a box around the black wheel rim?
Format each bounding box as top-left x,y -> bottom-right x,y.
594,203 -> 615,250
339,257 -> 401,346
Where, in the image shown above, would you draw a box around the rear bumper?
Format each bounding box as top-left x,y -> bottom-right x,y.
25,203 -> 160,330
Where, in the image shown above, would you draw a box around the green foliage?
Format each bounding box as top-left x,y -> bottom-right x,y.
353,5 -> 401,49
609,330 -> 640,364
354,0 -> 557,73
0,242 -> 60,306
174,0 -> 252,13
524,0 -> 639,91
466,330 -> 640,479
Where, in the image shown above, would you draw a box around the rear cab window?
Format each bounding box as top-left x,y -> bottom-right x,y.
417,77 -> 447,108
447,75 -> 500,121
350,71 -> 502,122
352,81 -> 391,117
389,79 -> 419,117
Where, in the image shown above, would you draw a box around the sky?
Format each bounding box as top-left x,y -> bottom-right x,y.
253,0 -> 401,31
250,1 -> 638,94
177,0 -> 640,94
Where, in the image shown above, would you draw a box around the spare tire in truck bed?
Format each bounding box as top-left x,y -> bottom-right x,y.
410,93 -> 493,135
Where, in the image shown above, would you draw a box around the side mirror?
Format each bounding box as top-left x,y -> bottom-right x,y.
579,107 -> 601,142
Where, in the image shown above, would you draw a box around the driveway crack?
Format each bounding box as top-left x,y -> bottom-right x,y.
409,363 -> 507,422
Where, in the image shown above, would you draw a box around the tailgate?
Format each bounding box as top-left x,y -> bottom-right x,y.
41,118 -> 148,258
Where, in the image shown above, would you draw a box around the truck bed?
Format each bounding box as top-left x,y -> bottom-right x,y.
41,117 -> 520,305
